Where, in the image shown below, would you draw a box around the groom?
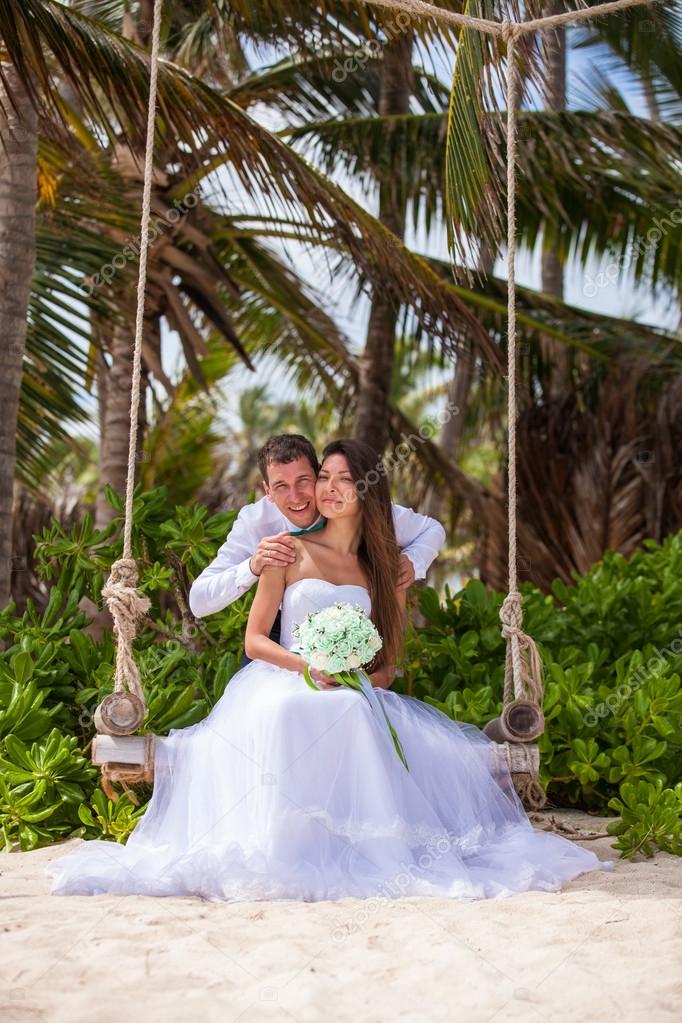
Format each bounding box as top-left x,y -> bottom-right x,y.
188,434 -> 445,661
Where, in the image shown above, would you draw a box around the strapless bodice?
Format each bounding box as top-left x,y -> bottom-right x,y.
280,577 -> 372,651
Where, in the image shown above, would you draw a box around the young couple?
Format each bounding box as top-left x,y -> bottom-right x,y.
45,436 -> 614,903
188,433 -> 446,685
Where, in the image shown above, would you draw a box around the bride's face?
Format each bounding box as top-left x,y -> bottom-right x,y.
315,454 -> 360,520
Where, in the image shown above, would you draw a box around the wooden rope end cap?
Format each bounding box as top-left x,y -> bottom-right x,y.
94,691 -> 146,735
484,699 -> 545,743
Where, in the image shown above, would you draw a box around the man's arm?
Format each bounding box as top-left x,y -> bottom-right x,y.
391,502 -> 446,581
188,505 -> 262,618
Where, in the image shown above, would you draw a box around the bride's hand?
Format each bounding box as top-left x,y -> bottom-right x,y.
308,667 -> 341,689
369,666 -> 394,689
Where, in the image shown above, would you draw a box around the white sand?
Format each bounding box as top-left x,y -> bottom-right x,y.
1,810 -> 680,1023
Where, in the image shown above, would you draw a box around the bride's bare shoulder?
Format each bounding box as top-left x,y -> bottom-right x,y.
284,535 -> 314,583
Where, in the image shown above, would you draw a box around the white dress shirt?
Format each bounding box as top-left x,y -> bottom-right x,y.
188,496 -> 446,618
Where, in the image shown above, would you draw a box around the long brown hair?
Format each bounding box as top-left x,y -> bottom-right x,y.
320,439 -> 403,672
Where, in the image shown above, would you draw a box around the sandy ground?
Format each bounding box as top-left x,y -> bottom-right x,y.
1,810 -> 680,1023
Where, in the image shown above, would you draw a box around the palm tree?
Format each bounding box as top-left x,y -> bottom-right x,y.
0,0 -> 493,601
282,0 -> 682,589
353,29 -> 414,449
114,1 -> 682,591
0,67 -> 38,608
0,0 -> 248,599
6,0 -> 682,600
539,0 -> 568,396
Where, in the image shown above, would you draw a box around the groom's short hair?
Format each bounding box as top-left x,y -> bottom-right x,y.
257,434 -> 319,483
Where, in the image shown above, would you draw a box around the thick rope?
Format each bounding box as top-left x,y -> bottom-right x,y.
515,774 -> 547,811
515,0 -> 658,33
497,23 -> 545,709
365,0 -> 505,33
102,0 -> 163,705
499,23 -> 527,706
364,0 -> 659,36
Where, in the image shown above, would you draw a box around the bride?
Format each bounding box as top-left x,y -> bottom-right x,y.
45,439 -> 614,902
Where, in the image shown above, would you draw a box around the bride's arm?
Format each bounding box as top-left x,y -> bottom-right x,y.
244,564 -> 306,672
369,585 -> 407,690
244,563 -> 341,687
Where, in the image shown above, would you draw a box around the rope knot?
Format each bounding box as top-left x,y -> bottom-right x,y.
499,590 -> 545,709
102,558 -> 151,630
101,557 -> 151,701
106,557 -> 141,591
499,590 -> 523,639
501,20 -> 522,45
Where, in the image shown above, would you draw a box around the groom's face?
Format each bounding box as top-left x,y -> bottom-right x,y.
263,457 -> 318,528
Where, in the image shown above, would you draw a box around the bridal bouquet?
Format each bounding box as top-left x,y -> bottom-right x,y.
293,602 -> 409,770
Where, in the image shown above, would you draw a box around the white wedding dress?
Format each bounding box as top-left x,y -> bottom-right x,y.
45,578 -> 615,902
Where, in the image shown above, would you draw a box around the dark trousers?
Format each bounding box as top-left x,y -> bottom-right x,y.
239,609 -> 282,669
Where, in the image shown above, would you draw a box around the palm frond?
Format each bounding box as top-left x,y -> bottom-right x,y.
226,0 -> 458,50
231,44 -> 449,124
445,0 -> 499,275
285,111 -> 448,236
287,102 -> 682,294
432,257 -> 682,372
231,49 -> 383,120
443,0 -> 543,279
573,0 -> 682,121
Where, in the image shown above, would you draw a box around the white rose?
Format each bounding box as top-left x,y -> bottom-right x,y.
311,652 -> 329,670
347,654 -> 361,669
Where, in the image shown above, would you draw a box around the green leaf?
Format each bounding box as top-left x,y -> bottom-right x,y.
10,652 -> 34,687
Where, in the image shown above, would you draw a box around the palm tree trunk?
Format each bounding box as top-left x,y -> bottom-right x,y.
641,68 -> 682,338
425,241 -> 497,530
0,67 -> 37,607
96,308 -> 148,530
540,0 -> 568,397
353,31 -> 414,451
137,0 -> 155,46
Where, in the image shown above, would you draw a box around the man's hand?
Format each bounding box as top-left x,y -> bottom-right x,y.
249,531 -> 297,576
397,553 -> 416,590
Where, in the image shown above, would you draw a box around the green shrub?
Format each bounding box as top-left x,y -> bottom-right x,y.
0,486 -> 250,851
78,790 -> 148,843
1,485 -> 681,860
400,532 -> 682,857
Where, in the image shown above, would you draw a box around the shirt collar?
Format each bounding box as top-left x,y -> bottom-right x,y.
283,510 -> 324,532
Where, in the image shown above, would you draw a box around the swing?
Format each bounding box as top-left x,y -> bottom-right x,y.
91,0 -> 660,811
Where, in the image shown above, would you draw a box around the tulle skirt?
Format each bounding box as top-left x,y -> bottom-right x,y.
45,660 -> 615,902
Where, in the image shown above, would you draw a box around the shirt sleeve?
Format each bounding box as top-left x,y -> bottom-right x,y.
391,502 -> 446,580
188,505 -> 262,618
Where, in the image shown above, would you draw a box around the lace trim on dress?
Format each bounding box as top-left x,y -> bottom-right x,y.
285,804 -> 498,854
